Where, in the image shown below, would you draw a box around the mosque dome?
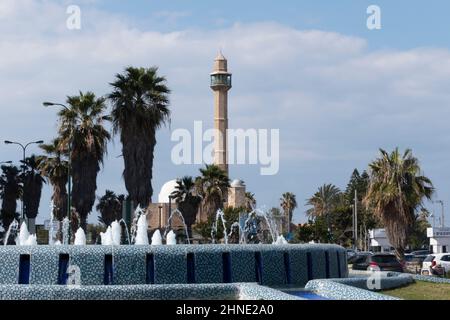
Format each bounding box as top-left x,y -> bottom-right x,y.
158,179 -> 178,203
230,179 -> 245,188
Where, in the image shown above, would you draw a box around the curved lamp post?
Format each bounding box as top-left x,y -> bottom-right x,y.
43,101 -> 73,241
4,140 -> 44,223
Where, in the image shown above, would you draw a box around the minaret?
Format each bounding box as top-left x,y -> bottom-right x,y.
210,52 -> 232,176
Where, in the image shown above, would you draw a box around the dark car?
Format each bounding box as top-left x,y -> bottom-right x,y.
348,252 -> 372,264
352,253 -> 404,272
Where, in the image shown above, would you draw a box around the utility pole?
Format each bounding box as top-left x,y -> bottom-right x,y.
354,189 -> 358,250
435,200 -> 445,228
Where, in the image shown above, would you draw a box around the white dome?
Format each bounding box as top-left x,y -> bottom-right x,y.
230,179 -> 245,188
158,179 -> 178,203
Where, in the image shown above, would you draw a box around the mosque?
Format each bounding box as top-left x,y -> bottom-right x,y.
146,53 -> 247,237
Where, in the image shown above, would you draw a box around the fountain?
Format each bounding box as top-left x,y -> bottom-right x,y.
135,214 -> 149,245
48,201 -> 56,245
3,220 -> 19,246
211,209 -> 229,244
62,217 -> 70,245
119,219 -> 131,244
111,221 -> 121,245
166,230 -> 177,245
164,208 -> 190,245
130,205 -> 145,244
18,222 -> 30,245
151,229 -> 163,245
100,227 -> 113,245
74,228 -> 86,245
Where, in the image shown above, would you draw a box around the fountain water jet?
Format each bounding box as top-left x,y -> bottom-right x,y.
100,227 -> 113,246
164,208 -> 190,244
111,221 -> 121,245
135,215 -> 149,245
211,209 -> 228,244
166,230 -> 177,245
74,228 -> 86,245
151,230 -> 163,245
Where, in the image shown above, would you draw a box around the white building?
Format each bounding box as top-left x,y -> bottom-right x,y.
427,227 -> 450,254
369,229 -> 393,252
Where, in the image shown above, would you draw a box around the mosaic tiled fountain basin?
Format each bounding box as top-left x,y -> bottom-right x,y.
0,244 -> 347,300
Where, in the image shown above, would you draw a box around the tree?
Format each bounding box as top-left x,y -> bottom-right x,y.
108,67 -> 171,208
96,190 -> 124,226
170,176 -> 202,238
244,192 -> 256,212
195,164 -> 230,218
364,148 -> 434,261
0,165 -> 21,230
57,91 -> 111,230
20,155 -> 45,231
37,139 -> 69,238
280,192 -> 297,233
409,209 -> 431,250
306,184 -> 342,243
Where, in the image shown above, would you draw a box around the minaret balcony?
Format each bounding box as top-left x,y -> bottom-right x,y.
210,73 -> 232,89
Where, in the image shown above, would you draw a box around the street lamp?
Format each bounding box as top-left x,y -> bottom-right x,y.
43,101 -> 73,241
4,140 -> 44,223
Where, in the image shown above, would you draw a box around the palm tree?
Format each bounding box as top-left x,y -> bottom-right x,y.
244,192 -> 256,212
195,164 -> 230,218
37,139 -> 69,241
96,190 -> 124,226
108,67 -> 171,208
306,184 -> 341,242
306,184 -> 341,219
20,155 -> 45,233
57,91 -> 111,230
0,165 -> 21,230
280,192 -> 298,233
364,148 -> 434,261
171,176 -> 202,238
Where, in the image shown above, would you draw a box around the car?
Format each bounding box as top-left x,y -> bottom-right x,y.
421,253 -> 450,276
346,249 -> 357,259
348,252 -> 372,265
404,254 -> 424,274
411,250 -> 431,256
352,253 -> 404,272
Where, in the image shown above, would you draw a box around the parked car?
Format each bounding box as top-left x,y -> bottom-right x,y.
352,253 -> 404,272
404,254 -> 424,274
411,250 -> 431,256
346,249 -> 357,259
421,254 -> 450,276
348,251 -> 372,264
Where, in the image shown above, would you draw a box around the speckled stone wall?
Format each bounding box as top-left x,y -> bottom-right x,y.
0,244 -> 347,287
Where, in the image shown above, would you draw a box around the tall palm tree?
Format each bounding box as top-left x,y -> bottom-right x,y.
37,139 -> 69,225
20,155 -> 45,233
108,67 -> 171,208
280,192 -> 297,228
306,184 -> 341,219
364,148 -> 434,261
171,176 -> 202,238
57,91 -> 111,230
244,192 -> 256,212
96,190 -> 124,226
195,164 -> 230,218
0,165 -> 21,230
306,184 -> 341,242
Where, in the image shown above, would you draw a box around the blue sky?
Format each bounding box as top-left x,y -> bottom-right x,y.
1,0 -> 450,227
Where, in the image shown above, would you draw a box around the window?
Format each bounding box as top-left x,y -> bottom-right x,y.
424,255 -> 435,262
440,255 -> 450,262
